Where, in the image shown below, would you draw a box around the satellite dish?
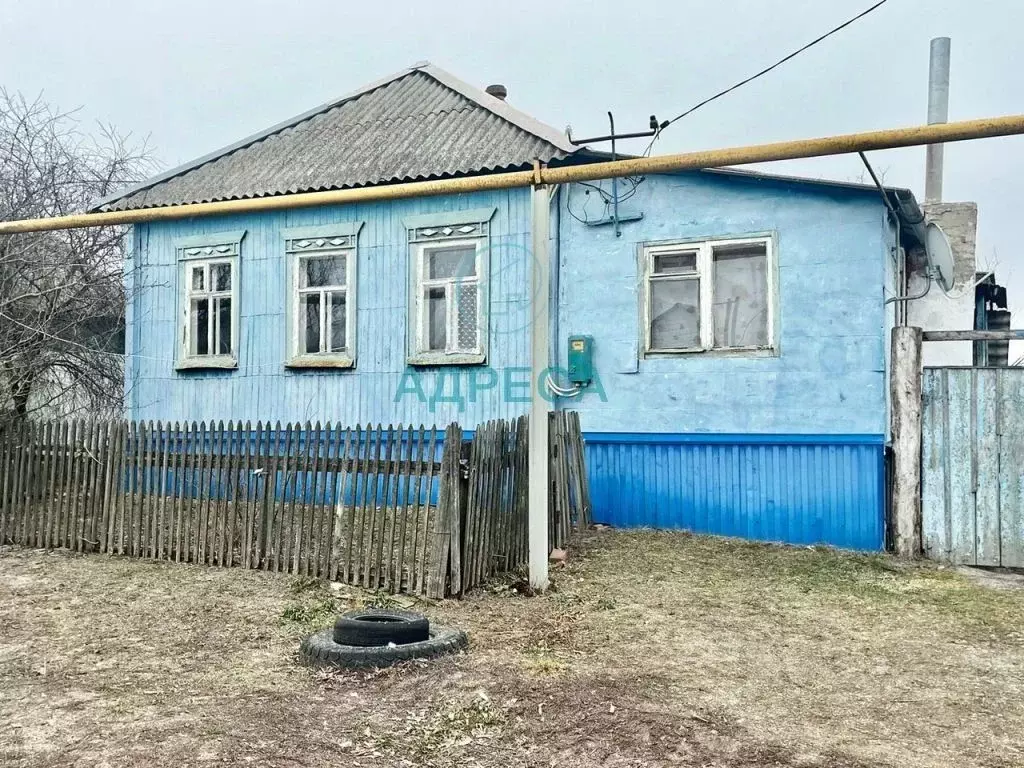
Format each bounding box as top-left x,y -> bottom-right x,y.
924,221 -> 956,293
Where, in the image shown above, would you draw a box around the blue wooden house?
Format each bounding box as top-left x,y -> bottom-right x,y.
96,62 -> 926,551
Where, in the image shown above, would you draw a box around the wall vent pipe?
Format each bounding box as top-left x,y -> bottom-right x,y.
925,37 -> 951,202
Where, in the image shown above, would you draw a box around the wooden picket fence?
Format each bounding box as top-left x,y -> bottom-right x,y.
444,411 -> 591,594
549,411 -> 591,551
0,413 -> 590,597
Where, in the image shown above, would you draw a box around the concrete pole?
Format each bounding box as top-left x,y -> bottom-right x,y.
528,182 -> 550,591
890,326 -> 923,557
925,37 -> 951,202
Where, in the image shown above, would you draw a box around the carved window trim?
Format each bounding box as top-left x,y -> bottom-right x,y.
402,209 -> 495,366
282,222 -> 363,369
174,231 -> 244,371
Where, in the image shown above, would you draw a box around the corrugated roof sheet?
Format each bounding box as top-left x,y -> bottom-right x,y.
96,63 -> 577,212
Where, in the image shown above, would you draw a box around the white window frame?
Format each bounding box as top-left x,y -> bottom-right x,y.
403,207 -> 495,366
283,223 -> 362,369
641,234 -> 776,357
412,239 -> 485,361
175,231 -> 243,371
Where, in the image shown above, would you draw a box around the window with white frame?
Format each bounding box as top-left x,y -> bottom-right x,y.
403,208 -> 494,365
417,241 -> 481,355
176,232 -> 243,369
296,253 -> 350,356
643,236 -> 773,354
283,224 -> 362,367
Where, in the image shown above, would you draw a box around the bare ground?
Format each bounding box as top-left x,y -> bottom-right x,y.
1,529 -> 1023,768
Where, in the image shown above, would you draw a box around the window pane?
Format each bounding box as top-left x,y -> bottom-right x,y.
216,297 -> 232,355
190,298 -> 209,356
426,287 -> 446,351
653,251 -> 697,275
191,265 -> 205,292
303,255 -> 346,288
650,279 -> 699,349
427,246 -> 476,280
713,244 -> 768,348
301,293 -> 321,354
454,282 -> 478,351
212,263 -> 232,292
330,292 -> 346,352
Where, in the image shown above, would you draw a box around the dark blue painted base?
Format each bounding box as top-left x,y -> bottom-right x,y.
584,433 -> 885,551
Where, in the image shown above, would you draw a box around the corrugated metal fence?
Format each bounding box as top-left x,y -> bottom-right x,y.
922,367 -> 1024,566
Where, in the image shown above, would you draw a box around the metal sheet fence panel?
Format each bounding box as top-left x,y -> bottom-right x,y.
922,367 -> 1024,567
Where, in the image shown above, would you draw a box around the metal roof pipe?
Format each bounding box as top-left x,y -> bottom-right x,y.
925,37 -> 951,202
3,113 -> 1024,234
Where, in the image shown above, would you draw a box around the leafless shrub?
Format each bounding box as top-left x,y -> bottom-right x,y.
0,89 -> 154,421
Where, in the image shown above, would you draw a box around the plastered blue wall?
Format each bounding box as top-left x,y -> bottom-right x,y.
556,172 -> 890,436
126,188 -> 535,426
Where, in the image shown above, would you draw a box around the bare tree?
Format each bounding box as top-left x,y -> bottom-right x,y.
0,90 -> 153,422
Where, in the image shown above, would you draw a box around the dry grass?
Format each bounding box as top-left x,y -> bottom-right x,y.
2,529 -> 1023,767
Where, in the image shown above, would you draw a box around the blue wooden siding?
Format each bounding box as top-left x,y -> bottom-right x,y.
126,188 -> 534,426
585,433 -> 885,550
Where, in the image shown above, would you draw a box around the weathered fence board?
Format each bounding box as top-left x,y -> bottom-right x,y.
0,413 -> 590,596
922,367 -> 1024,566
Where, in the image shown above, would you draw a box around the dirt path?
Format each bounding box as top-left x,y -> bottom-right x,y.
2,531 -> 1023,767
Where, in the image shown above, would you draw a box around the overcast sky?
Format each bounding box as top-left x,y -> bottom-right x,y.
3,0 -> 1022,350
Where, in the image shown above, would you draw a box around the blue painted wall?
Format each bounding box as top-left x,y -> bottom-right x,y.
126,188 -> 534,426
125,171 -> 892,549
555,172 -> 890,435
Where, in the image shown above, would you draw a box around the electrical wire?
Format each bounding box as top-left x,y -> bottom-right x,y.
645,0 -> 890,155
565,182 -> 592,224
545,373 -> 582,398
577,177 -> 641,206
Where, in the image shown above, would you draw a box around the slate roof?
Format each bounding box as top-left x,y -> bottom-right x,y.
93,62 -> 579,212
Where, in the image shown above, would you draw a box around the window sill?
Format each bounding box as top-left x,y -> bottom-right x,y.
643,346 -> 778,360
175,356 -> 238,372
407,352 -> 486,367
285,356 -> 355,370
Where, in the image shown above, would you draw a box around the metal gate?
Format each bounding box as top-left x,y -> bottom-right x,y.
921,367 -> 1024,566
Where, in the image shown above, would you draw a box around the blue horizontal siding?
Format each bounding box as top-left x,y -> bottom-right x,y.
585,433 -> 885,550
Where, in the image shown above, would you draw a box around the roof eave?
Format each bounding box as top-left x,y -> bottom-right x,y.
91,62 -> 579,213
89,63 -> 426,212
415,63 -> 577,155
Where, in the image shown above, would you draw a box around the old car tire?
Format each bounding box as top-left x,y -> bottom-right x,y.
332,609 -> 429,646
301,626 -> 468,669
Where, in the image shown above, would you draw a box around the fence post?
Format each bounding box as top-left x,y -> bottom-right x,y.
891,326 -> 923,557
429,423 -> 461,598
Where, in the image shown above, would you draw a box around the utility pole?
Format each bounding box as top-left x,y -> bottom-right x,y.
528,179 -> 550,591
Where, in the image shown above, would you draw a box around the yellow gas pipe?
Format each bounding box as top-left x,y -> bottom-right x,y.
2,114 -> 1024,234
